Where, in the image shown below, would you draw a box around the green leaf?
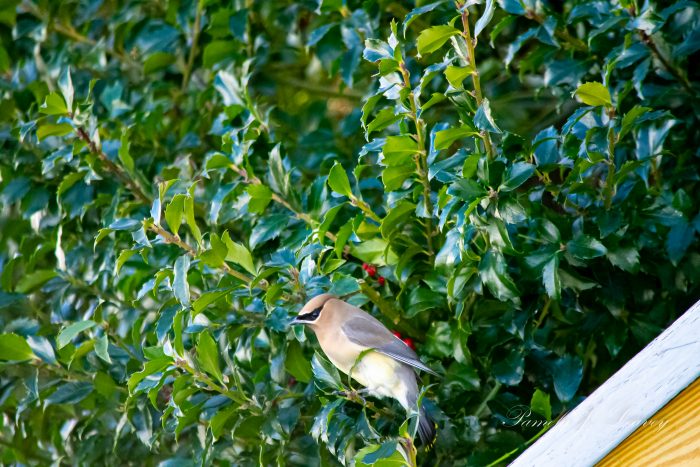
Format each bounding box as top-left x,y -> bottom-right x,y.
492,348 -> 524,385
128,358 -> 172,393
350,237 -> 399,266
417,25 -> 460,55
607,246 -> 640,273
45,382 -> 93,406
184,194 -> 203,246
27,335 -> 56,364
422,92 -> 447,112
94,372 -> 117,397
173,255 -> 191,307
165,194 -> 186,235
403,1 -> 444,37
143,51 -> 176,74
531,389 -> 552,420
37,122 -> 73,140
203,40 -> 237,67
366,108 -> 404,137
619,105 -> 650,141
318,203 -> 344,244
327,162 -> 353,197
380,200 -> 416,238
95,334 -> 111,363
118,129 -> 135,173
57,320 -> 97,349
15,269 -> 57,293
197,331 -> 223,384
574,82 -> 612,107
210,405 -> 238,440
474,0 -> 496,39
474,98 -> 502,133
285,340 -> 312,383
434,126 -> 479,150
542,256 -> 561,300
39,92 -> 68,115
114,249 -> 137,276
355,441 -> 403,466
193,289 -> 231,315
382,164 -> 415,192
552,355 -> 583,402
247,184 -> 272,213
499,162 -> 535,192
222,231 -> 256,275
567,236 -> 607,259
444,65 -> 474,89
363,38 -> 393,62
0,333 -> 35,361
479,251 -> 520,302
382,135 -> 420,165
311,352 -> 343,390
334,220 -> 353,258
58,67 -> 74,111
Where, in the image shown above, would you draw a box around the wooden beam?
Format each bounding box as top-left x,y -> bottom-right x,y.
598,377 -> 700,465
510,299 -> 700,466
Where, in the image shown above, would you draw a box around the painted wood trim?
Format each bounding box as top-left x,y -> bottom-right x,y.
510,299 -> 700,467
597,377 -> 700,466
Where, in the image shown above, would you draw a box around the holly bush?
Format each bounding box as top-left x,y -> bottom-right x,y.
1,0 -> 699,465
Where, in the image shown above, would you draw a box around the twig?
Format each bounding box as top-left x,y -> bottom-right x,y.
458,3 -> 496,160
72,123 -> 152,205
181,0 -> 204,91
524,10 -> 588,52
149,223 -> 255,285
639,31 -> 695,96
398,62 -> 435,257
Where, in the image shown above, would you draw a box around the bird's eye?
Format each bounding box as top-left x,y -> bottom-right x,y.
297,306 -> 323,322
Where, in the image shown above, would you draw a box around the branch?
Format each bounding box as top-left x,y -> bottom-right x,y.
398,62 -> 435,258
21,2 -> 140,69
148,223 -> 255,285
181,0 -> 204,91
72,123 -> 258,285
459,3 -> 496,160
639,30 -> 695,96
524,10 -> 588,52
72,123 -> 152,205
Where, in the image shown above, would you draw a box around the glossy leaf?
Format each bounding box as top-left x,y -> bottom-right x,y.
328,162 -> 353,197
574,82 -> 612,107
197,331 -> 223,384
0,333 -> 35,361
417,25 -> 460,55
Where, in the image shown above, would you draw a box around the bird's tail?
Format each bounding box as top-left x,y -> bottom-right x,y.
417,405 -> 437,448
402,368 -> 437,447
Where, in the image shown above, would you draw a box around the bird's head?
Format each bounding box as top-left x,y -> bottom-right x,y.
290,293 -> 336,328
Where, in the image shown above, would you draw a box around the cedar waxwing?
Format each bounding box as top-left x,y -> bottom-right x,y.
291,293 -> 437,446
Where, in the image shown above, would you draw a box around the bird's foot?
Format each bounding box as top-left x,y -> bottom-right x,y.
335,388 -> 369,404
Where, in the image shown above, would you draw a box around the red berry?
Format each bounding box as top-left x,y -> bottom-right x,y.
378,276 -> 385,286
362,263 -> 369,271
366,265 -> 376,277
403,337 -> 416,350
392,330 -> 402,339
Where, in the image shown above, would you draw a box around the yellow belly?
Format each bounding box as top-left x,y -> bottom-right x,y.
327,348 -> 409,407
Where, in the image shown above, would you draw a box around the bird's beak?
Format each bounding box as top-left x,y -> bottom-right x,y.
290,317 -> 305,326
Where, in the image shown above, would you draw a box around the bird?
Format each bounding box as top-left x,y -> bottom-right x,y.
291,293 -> 438,446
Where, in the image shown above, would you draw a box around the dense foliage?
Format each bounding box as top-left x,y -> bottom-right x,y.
1,0 -> 699,465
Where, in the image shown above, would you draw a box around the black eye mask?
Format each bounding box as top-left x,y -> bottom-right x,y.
295,306 -> 322,322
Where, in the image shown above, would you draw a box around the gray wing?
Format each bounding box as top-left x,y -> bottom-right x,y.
342,315 -> 438,376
